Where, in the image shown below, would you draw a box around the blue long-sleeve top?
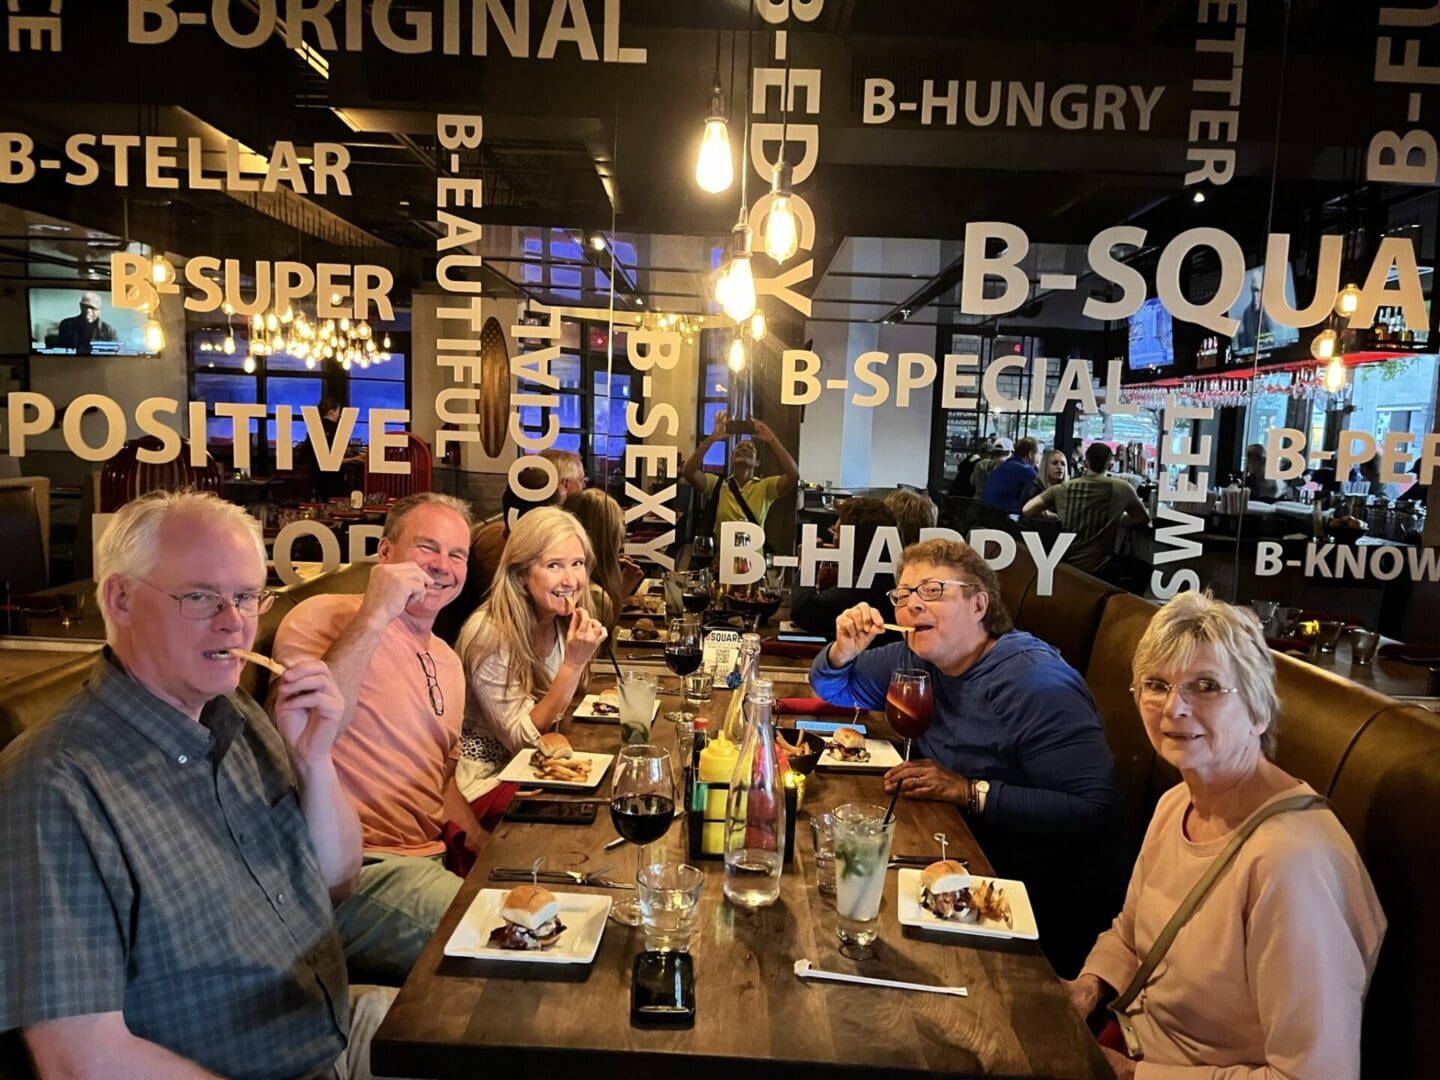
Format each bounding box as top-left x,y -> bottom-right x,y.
809,630 -> 1120,837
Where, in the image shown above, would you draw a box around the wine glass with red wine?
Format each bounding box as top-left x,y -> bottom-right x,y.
886,669 -> 934,762
609,744 -> 676,925
680,570 -> 712,615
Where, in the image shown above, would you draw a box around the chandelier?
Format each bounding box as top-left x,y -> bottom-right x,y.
199,299 -> 392,374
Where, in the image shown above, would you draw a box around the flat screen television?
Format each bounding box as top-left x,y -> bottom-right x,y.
29,286 -> 152,355
1127,297 -> 1174,371
1226,264 -> 1301,356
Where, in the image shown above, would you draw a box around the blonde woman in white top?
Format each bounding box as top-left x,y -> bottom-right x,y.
456,507 -> 608,789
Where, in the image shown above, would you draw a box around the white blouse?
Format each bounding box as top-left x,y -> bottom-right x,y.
455,609 -> 565,776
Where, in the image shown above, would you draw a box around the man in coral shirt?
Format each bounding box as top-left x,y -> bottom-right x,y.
275,492 -> 481,983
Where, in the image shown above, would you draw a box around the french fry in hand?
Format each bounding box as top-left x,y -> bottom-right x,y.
230,648 -> 286,676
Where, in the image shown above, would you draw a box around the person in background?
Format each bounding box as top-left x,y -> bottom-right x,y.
969,436 -> 1011,496
299,398 -> 354,502
1024,449 -> 1070,504
273,492 -> 480,985
980,436 -> 1041,513
884,488 -> 938,548
0,491 -> 395,1080
1244,443 -> 1284,502
948,437 -> 994,499
1358,456 -> 1400,500
1022,442 -> 1149,575
455,508 -> 608,790
540,448 -> 587,500
1066,592 -> 1385,1079
682,409 -> 800,541
790,497 -> 900,644
563,487 -> 644,631
812,539 -> 1123,976
52,291 -> 117,354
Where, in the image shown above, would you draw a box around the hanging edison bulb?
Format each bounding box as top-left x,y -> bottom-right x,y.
222,334 -> 236,355
252,313 -> 265,331
695,85 -> 733,194
242,354 -> 256,374
221,301 -> 235,316
727,333 -> 747,372
150,256 -> 173,285
305,356 -> 317,370
382,334 -> 392,350
718,210 -> 757,321
281,306 -> 294,323
750,309 -> 766,339
143,317 -> 165,353
763,161 -> 799,263
1311,327 -> 1338,361
265,312 -> 278,332
1334,283 -> 1361,319
1323,357 -> 1346,393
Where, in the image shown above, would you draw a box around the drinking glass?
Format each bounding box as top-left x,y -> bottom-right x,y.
1349,628 -> 1380,667
680,569 -> 713,616
683,668 -> 714,707
664,618 -> 704,692
637,863 -> 705,951
807,811 -> 837,897
1250,600 -> 1279,633
833,803 -> 896,948
55,590 -> 86,629
1317,620 -> 1347,654
618,672 -> 658,746
691,534 -> 715,567
670,714 -> 696,795
886,669 -> 934,762
609,745 -> 676,926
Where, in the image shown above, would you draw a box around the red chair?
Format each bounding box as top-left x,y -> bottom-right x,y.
99,436 -> 224,512
364,432 -> 433,500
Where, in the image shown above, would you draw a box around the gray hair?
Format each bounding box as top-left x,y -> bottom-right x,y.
382,492 -> 474,543
1131,590 -> 1281,758
95,490 -> 266,644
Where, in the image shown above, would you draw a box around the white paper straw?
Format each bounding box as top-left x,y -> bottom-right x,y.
792,959 -> 967,997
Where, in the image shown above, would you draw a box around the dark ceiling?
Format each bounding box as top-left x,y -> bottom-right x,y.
0,0 -> 1424,318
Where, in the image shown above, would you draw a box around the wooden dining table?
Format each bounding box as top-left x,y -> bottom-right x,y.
373,677 -> 1109,1080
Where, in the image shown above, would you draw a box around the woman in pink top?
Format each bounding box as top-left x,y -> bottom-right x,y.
1067,592 -> 1386,1079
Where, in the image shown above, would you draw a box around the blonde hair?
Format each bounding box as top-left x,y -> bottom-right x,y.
1131,591 -> 1280,758
540,448 -> 585,487
884,489 -> 937,547
898,538 -> 1013,636
1037,449 -> 1069,492
95,490 -> 265,644
563,489 -> 626,631
463,507 -> 596,709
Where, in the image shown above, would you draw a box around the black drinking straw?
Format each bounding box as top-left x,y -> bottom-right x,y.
883,776 -> 904,826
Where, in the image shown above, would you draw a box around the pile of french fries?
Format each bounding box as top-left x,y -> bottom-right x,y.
530,754 -> 593,783
971,879 -> 1013,927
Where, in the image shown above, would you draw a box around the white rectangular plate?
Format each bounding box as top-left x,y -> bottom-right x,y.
495,748 -> 614,789
444,888 -> 612,963
818,738 -> 903,771
572,694 -> 659,725
896,869 -> 1039,941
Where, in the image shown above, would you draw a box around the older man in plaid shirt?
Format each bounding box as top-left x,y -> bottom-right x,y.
0,492 -> 392,1079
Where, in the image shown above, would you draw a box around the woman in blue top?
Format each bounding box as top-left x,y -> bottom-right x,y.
810,537 -> 1124,976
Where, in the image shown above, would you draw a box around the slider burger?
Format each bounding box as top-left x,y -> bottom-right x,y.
531,731 -> 574,766
825,727 -> 871,762
592,688 -> 620,715
488,885 -> 566,950
919,860 -> 977,923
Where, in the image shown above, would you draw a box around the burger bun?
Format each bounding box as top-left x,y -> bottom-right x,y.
921,859 -> 972,895
831,727 -> 866,751
500,885 -> 560,931
534,732 -> 573,760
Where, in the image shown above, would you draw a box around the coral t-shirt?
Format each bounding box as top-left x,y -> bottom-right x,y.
274,593 -> 465,857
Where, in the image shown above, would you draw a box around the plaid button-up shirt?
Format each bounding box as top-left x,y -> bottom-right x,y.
0,653 -> 349,1079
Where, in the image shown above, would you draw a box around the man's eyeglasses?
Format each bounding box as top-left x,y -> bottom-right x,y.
139,579 -> 276,620
417,651 -> 445,717
886,579 -> 977,605
1131,677 -> 1240,705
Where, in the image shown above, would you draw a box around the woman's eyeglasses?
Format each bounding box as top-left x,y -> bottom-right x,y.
416,651 -> 445,717
886,579 -> 976,605
1131,677 -> 1240,705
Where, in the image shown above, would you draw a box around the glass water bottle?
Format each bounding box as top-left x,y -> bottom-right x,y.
723,678 -> 786,909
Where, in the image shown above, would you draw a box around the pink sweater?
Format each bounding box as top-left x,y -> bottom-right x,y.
1082,782 -> 1385,1080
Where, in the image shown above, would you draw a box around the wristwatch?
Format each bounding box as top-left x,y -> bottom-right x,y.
967,780 -> 991,817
